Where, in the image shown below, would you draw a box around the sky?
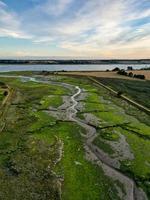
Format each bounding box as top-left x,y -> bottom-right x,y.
0,0 -> 150,59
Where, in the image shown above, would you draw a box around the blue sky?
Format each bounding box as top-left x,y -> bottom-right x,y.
0,0 -> 150,58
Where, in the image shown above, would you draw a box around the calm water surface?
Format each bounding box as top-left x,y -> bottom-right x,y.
0,64 -> 149,72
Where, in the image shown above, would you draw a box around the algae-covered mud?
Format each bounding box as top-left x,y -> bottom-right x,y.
0,73 -> 149,200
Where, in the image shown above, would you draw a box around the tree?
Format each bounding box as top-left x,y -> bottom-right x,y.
127,66 -> 133,71
117,70 -> 128,76
117,91 -> 123,97
3,91 -> 8,96
128,72 -> 133,77
134,74 -> 145,80
112,67 -> 120,72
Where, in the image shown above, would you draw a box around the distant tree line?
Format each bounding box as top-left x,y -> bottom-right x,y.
112,68 -> 145,80
140,67 -> 150,70
117,70 -> 145,80
0,59 -> 150,65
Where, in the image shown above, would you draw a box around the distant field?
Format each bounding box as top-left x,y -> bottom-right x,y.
59,70 -> 150,80
59,71 -> 130,79
96,78 -> 150,109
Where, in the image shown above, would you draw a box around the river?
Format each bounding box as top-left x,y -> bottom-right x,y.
0,64 -> 150,72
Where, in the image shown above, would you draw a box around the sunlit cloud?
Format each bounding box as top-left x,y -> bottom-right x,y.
0,0 -> 149,58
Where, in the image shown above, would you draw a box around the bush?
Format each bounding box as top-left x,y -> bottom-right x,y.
0,82 -> 5,86
117,70 -> 128,76
3,91 -> 8,96
134,74 -> 145,80
128,72 -> 133,77
117,91 -> 123,97
112,67 -> 120,71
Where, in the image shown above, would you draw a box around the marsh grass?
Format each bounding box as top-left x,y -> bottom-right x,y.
0,76 -> 122,200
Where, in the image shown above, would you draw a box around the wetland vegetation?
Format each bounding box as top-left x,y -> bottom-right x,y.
0,73 -> 149,200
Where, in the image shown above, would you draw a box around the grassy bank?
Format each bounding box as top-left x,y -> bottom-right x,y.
96,78 -> 150,109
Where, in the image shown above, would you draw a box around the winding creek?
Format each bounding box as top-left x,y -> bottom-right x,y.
0,75 -> 148,200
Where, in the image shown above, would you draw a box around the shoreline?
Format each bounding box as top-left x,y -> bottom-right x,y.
0,70 -> 150,80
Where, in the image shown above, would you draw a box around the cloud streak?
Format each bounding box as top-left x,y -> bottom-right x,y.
0,0 -> 149,58
0,1 -> 32,39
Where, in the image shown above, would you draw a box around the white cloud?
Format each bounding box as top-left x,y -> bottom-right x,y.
33,36 -> 54,43
54,0 -> 150,57
0,0 -> 149,58
0,1 -> 32,39
33,0 -> 73,16
0,0 -> 6,7
48,0 -> 73,15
